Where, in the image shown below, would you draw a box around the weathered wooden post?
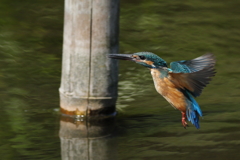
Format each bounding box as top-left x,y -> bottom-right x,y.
59,0 -> 119,116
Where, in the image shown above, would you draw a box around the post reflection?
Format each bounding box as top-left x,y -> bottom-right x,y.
59,116 -> 117,160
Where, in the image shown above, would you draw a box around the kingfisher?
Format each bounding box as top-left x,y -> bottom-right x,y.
109,52 -> 216,129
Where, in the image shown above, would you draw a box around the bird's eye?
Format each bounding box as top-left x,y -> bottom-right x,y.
139,55 -> 146,60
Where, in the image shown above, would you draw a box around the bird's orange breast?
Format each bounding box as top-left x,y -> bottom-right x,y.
150,69 -> 187,112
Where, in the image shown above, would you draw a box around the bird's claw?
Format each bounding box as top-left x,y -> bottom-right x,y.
182,119 -> 189,129
181,112 -> 189,129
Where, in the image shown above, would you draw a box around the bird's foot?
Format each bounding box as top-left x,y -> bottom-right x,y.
181,112 -> 189,129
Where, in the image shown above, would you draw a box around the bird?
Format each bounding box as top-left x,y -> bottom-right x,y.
109,52 -> 216,129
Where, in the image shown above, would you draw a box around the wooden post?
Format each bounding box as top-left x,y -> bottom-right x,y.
59,0 -> 119,116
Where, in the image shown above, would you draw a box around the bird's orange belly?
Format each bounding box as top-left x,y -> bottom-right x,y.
151,69 -> 187,112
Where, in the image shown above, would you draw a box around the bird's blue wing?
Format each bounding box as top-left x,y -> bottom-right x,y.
169,64 -> 216,97
168,53 -> 216,97
169,54 -> 216,129
170,53 -> 215,73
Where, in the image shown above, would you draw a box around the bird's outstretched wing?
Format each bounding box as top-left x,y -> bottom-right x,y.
170,53 -> 215,73
168,53 -> 216,97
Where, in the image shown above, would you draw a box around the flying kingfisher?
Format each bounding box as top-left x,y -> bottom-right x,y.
109,52 -> 216,129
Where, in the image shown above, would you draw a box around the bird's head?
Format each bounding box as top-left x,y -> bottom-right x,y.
109,52 -> 167,68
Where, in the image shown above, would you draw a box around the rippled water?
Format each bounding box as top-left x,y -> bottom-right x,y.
1,0 -> 240,159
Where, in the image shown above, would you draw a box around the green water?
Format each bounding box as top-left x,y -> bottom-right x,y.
1,0 -> 240,159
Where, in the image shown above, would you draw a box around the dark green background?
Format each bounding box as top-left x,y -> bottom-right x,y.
1,0 -> 240,159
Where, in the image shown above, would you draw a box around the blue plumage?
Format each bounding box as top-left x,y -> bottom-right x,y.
169,54 -> 216,128
170,53 -> 215,73
183,90 -> 203,129
170,54 -> 215,128
135,52 -> 167,68
109,52 -> 216,129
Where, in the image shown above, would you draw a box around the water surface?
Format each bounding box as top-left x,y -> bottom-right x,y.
1,0 -> 240,159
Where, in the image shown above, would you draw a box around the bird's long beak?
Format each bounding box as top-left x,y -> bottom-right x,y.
108,54 -> 133,61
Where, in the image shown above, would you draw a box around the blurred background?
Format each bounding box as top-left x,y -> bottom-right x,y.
1,0 -> 240,159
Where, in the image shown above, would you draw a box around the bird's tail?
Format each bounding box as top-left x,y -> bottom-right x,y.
185,91 -> 203,129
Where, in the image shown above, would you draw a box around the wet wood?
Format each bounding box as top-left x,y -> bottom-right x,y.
60,0 -> 119,116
